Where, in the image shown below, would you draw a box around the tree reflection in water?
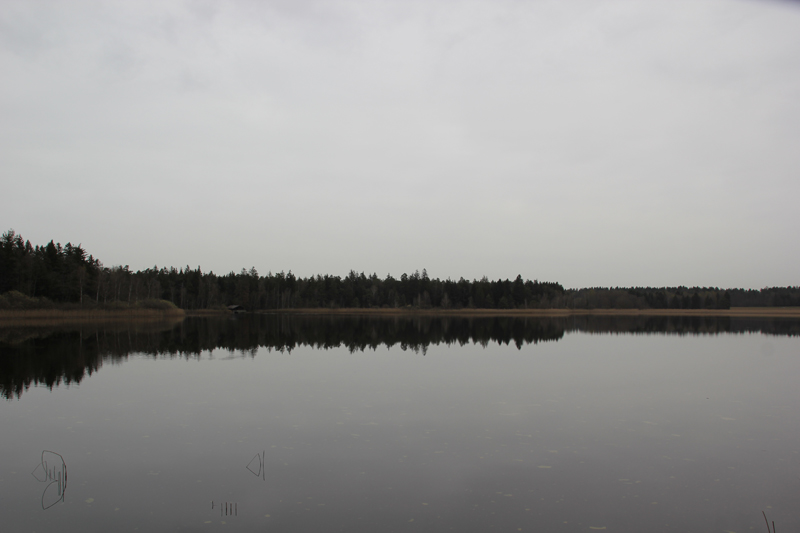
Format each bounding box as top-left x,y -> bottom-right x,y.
1,314 -> 798,400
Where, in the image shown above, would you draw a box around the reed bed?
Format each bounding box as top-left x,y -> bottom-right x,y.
263,307 -> 800,318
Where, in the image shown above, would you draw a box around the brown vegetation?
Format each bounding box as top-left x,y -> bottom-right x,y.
264,307 -> 800,318
0,292 -> 185,327
184,308 -> 234,316
0,309 -> 185,327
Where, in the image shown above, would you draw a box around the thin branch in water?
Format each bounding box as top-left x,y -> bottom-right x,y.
762,511 -> 775,533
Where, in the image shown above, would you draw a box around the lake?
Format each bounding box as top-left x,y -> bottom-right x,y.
1,314 -> 799,532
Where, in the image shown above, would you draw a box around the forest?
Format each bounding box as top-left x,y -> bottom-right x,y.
2,229 -> 799,311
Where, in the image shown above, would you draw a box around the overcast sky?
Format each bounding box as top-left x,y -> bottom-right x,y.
2,0 -> 798,288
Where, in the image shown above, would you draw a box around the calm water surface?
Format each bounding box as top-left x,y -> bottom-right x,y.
1,315 -> 799,532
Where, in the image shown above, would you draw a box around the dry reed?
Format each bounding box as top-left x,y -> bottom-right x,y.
259,307 -> 800,318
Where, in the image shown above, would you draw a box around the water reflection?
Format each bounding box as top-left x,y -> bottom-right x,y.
31,450 -> 67,509
2,315 -> 798,532
211,501 -> 238,516
246,451 -> 266,481
1,314 -> 798,399
0,320 -> 180,399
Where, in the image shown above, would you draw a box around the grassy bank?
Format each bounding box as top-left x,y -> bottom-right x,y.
184,308 -> 234,316
0,308 -> 186,328
260,307 -> 800,318
0,291 -> 186,326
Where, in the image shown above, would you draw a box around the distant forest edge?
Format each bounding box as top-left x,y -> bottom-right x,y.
2,230 -> 799,311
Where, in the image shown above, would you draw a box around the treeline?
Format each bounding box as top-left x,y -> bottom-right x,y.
568,287 -> 731,310
0,229 -> 563,309
728,288 -> 800,307
2,229 -> 799,310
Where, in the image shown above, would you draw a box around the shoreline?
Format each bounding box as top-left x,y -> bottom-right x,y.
2,307 -> 799,327
0,308 -> 187,327
259,307 -> 800,318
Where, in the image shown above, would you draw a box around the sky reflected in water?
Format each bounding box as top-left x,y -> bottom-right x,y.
1,316 -> 799,532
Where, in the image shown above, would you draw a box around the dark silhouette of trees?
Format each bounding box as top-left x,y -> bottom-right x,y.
1,230 -> 100,304
2,229 -> 798,311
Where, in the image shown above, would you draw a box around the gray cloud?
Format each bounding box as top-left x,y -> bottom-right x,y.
2,0 -> 799,288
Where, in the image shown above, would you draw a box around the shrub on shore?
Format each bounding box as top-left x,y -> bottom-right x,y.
133,299 -> 181,311
0,291 -> 55,310
0,291 -> 181,314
